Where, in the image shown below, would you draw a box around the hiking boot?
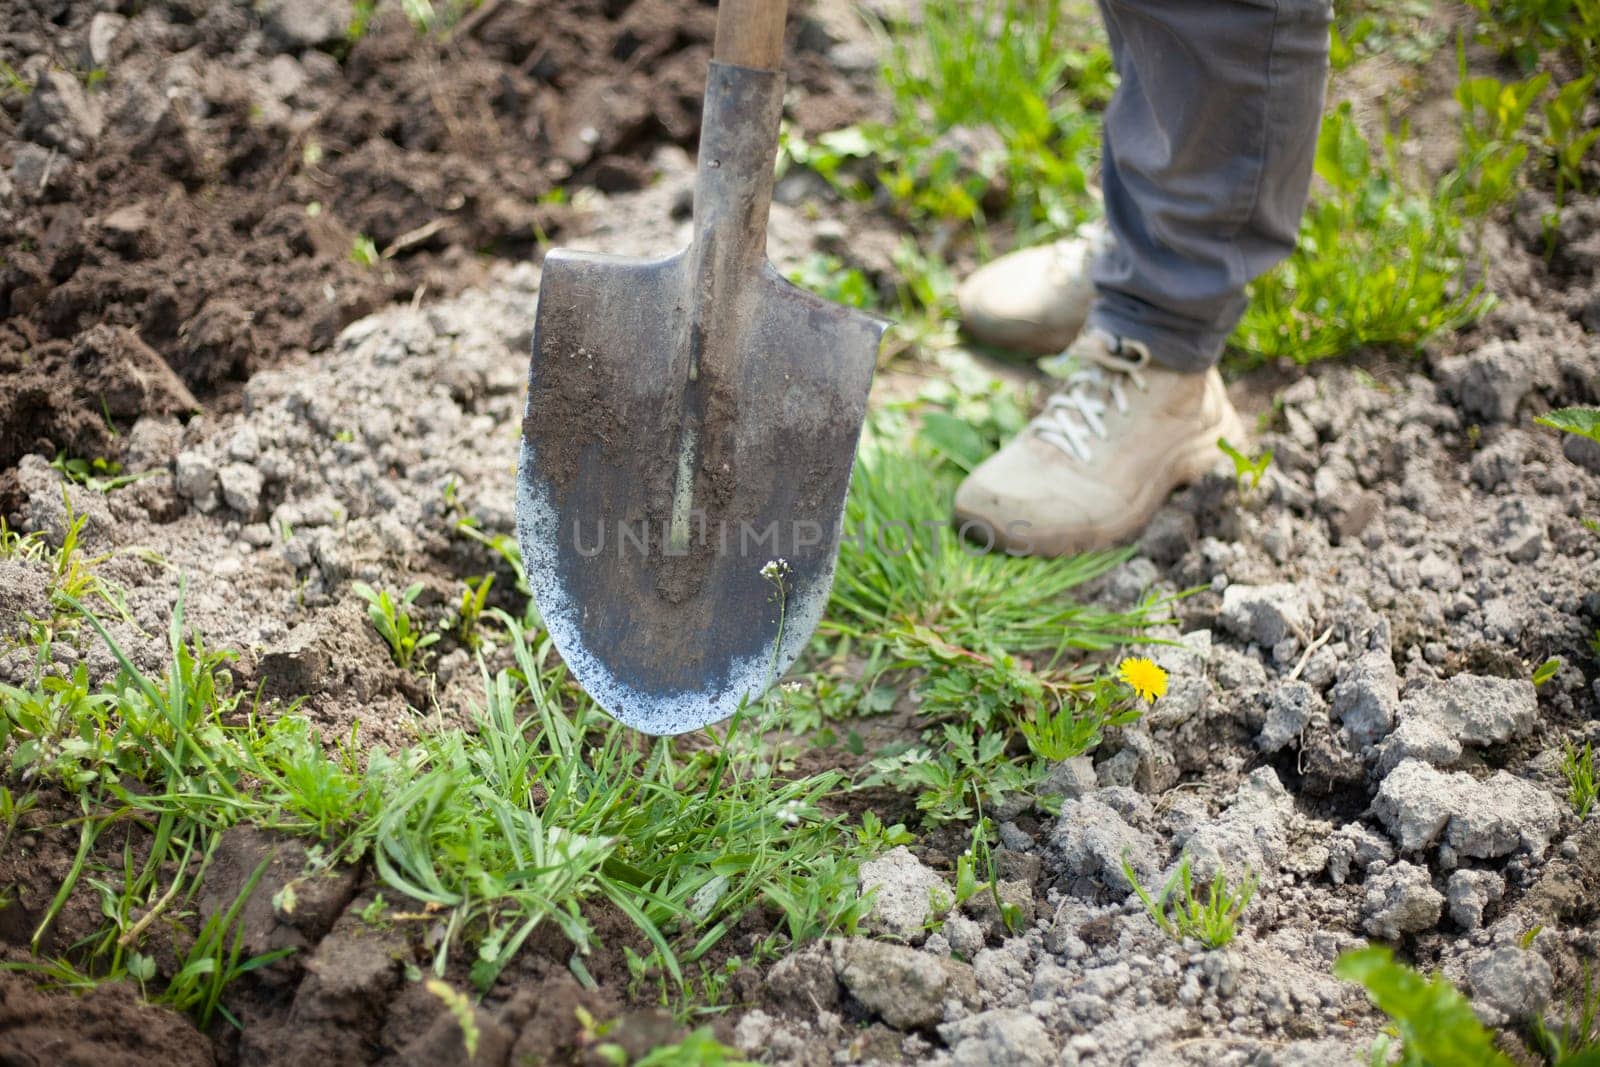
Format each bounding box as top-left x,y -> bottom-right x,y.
953,329 -> 1246,557
956,221 -> 1110,355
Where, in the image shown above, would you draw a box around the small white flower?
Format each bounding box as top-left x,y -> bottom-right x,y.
760,558 -> 791,581
774,799 -> 803,826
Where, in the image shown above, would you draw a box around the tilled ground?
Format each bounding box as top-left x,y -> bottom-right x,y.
2,2 -> 1600,1066
0,0 -> 875,480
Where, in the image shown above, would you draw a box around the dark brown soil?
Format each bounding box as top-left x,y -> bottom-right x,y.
0,970 -> 217,1066
0,0 -> 860,495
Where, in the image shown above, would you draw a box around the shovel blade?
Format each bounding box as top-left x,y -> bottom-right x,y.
518,246 -> 883,734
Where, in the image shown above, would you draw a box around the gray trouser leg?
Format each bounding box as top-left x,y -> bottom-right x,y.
1085,0 -> 1331,371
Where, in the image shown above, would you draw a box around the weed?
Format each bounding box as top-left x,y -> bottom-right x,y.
1534,963 -> 1600,1062
1534,656 -> 1563,686
610,1027 -> 753,1066
352,581 -> 439,670
1467,0 -> 1600,75
1335,944 -> 1517,1066
831,439 -> 1157,658
346,0 -> 378,43
1331,0 -> 1444,71
424,979 -> 480,1058
1543,76 -> 1600,205
773,669 -> 895,735
1123,854 -> 1256,949
914,365 -> 1031,473
1217,437 -> 1273,497
50,452 -> 155,493
1537,407 -> 1600,445
784,254 -> 878,310
349,234 -> 380,267
870,0 -> 1107,239
449,574 -> 494,651
853,810 -> 915,852
1230,103 -> 1488,367
776,123 -> 877,202
1561,740 -> 1596,818
161,858 -> 294,1029
0,786 -> 37,854
1020,679 -> 1140,761
6,587 -> 879,1012
834,432 -> 1161,821
1451,62 -> 1547,217
0,61 -> 29,96
455,516 -> 533,598
881,238 -> 961,361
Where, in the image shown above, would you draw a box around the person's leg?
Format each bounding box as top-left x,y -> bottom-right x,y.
952,0 -> 1331,557
1087,0 -> 1331,372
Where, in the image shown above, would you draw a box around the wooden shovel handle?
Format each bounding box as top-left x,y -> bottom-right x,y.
713,0 -> 788,71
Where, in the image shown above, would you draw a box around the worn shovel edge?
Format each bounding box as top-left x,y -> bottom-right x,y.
515,437 -> 837,736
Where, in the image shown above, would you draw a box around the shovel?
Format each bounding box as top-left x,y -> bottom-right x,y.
517,0 -> 886,736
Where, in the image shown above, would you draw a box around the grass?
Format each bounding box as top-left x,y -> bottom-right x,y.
1,585 -> 881,1019
1123,854 -> 1256,950
1536,964 -> 1600,1063
1561,741 -> 1596,818
1228,103 -> 1488,368
868,0 -> 1109,241
793,413 -> 1165,823
775,0 -> 1596,375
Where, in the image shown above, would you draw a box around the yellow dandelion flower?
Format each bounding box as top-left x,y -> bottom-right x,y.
1118,657 -> 1168,702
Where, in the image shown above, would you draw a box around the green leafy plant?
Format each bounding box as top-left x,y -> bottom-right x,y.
0,61 -> 29,97
853,810 -> 915,852
352,582 -> 439,670
1335,945 -> 1516,1066
1020,677 -> 1140,761
1534,657 -> 1563,686
1452,63 -> 1547,217
836,431 -> 1161,823
424,980 -> 480,1058
606,1027 -> 754,1067
1230,103 -> 1488,367
869,0 -> 1107,239
350,234 -> 380,267
1543,76 -> 1600,204
450,574 -> 494,651
1331,0 -> 1444,71
1562,740 -> 1597,818
50,453 -> 155,493
1123,854 -> 1256,949
161,859 -> 294,1028
1217,437 -> 1274,498
4,588 -> 882,1013
785,254 -> 878,310
1538,407 -> 1600,445
1466,0 -> 1600,75
1535,963 -> 1600,1062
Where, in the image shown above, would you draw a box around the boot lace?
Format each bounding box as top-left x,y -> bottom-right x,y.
1033,329 -> 1152,462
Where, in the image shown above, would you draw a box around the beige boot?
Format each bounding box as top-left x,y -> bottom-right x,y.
953,329 -> 1246,557
956,222 -> 1110,355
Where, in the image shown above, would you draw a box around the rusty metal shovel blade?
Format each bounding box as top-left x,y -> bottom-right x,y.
517,61 -> 886,735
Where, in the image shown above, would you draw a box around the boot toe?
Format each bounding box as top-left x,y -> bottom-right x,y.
956,243 -> 1093,356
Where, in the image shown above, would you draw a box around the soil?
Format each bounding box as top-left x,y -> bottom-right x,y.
0,0 -> 868,496
2,1 -> 1599,1065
